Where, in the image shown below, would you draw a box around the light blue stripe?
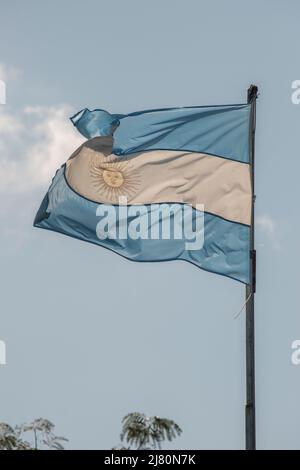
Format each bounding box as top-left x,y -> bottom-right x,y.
34,167 -> 250,284
71,104 -> 251,163
71,108 -> 123,139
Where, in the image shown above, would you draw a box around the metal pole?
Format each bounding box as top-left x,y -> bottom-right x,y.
245,85 -> 258,450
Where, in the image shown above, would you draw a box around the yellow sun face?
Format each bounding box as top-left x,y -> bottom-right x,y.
102,169 -> 124,188
89,155 -> 140,203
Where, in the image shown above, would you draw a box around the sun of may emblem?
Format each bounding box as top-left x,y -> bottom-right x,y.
89,155 -> 141,203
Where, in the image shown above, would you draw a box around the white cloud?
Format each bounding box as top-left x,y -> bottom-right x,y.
0,112 -> 23,135
256,214 -> 275,236
0,62 -> 22,82
256,214 -> 280,250
0,104 -> 84,192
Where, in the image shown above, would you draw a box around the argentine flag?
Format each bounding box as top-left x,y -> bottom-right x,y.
34,104 -> 252,284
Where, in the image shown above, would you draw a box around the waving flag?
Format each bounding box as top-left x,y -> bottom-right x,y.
34,104 -> 252,283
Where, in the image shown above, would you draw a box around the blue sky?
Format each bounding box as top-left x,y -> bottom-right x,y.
0,0 -> 299,449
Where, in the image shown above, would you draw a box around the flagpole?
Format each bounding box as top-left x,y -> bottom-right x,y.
245,84 -> 258,450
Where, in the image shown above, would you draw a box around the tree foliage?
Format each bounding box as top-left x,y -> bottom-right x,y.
119,412 -> 182,450
0,418 -> 68,450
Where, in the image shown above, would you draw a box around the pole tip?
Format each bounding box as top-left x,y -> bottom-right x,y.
247,85 -> 258,104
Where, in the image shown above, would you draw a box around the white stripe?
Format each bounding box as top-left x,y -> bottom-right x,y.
66,137 -> 251,225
